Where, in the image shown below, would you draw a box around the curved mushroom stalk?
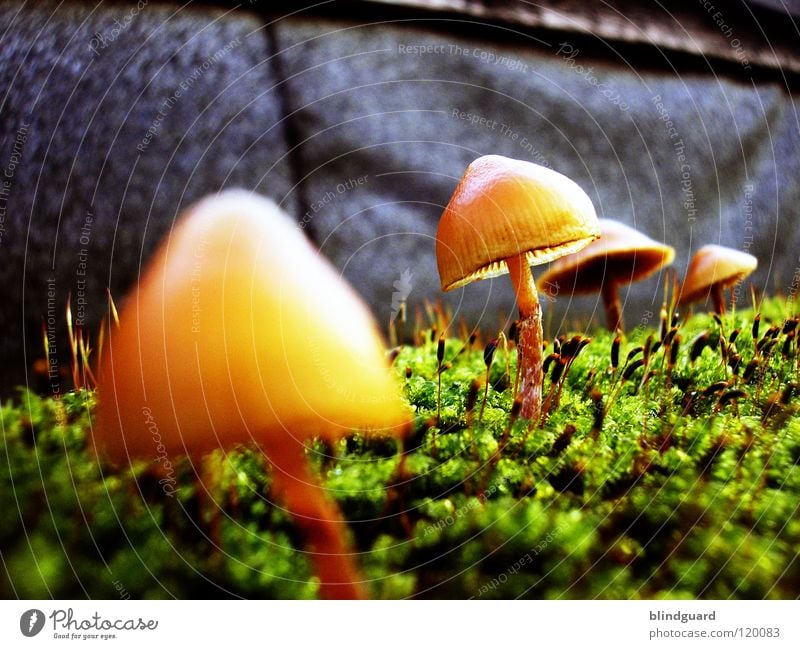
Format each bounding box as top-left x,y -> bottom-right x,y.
265,440 -> 365,600
711,283 -> 726,315
602,280 -> 623,332
507,253 -> 543,421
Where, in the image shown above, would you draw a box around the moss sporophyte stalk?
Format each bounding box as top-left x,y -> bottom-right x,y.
3,294 -> 799,598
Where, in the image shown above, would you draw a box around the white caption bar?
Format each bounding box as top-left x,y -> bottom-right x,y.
1,600 -> 798,648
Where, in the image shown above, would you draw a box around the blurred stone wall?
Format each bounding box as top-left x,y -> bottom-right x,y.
1,1 -> 798,392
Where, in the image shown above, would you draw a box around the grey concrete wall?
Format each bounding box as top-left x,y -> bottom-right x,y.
0,2 -> 294,392
275,16 -> 799,336
1,2 -> 798,392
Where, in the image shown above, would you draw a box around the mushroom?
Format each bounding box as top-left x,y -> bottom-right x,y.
94,190 -> 410,599
679,244 -> 758,314
436,155 -> 600,420
537,219 -> 675,331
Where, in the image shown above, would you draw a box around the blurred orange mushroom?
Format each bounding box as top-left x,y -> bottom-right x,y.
436,155 -> 599,420
94,190 -> 410,599
679,244 -> 757,314
538,219 -> 675,331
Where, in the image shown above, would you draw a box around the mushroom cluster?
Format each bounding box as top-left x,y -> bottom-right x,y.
94,154 -> 763,600
95,190 -> 410,599
435,155 -> 760,422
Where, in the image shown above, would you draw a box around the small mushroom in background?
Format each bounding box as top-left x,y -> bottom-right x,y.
94,190 -> 410,600
679,244 -> 758,314
537,219 -> 675,331
436,154 -> 600,421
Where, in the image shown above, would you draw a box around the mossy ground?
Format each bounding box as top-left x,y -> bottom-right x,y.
2,298 -> 799,599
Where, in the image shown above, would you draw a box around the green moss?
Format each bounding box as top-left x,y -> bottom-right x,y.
1,298 -> 799,598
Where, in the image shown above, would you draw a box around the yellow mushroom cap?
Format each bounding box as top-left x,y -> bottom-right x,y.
436,155 -> 600,291
679,244 -> 758,305
537,219 -> 675,294
95,190 -> 410,465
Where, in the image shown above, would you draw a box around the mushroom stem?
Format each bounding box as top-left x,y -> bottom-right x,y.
507,253 -> 543,420
602,280 -> 623,332
507,252 -> 539,318
712,283 -> 726,315
267,444 -> 365,600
